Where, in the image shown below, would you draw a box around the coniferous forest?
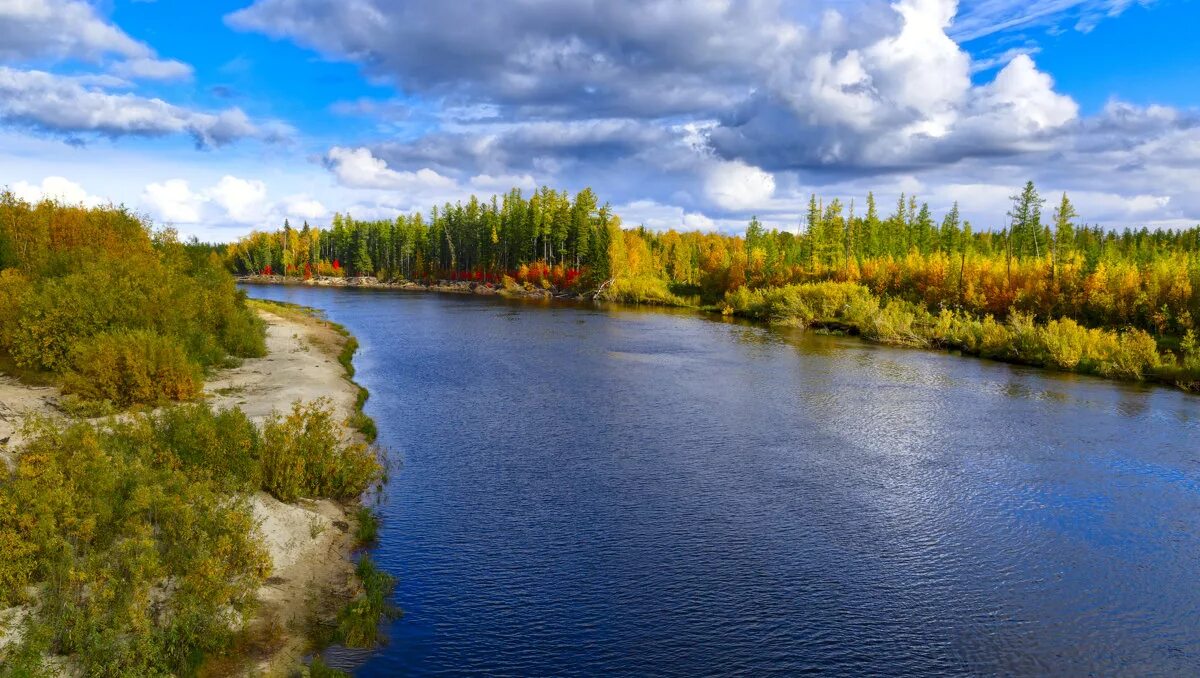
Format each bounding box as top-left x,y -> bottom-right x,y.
225,182 -> 1200,390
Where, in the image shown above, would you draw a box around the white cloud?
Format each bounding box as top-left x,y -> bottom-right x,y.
325,146 -> 457,191
210,175 -> 269,223
10,176 -> 104,206
142,179 -> 205,223
110,57 -> 194,82
615,199 -> 726,232
951,0 -> 1147,42
284,196 -> 328,220
962,54 -> 1079,142
0,67 -> 286,146
705,161 -> 775,211
0,0 -> 149,62
0,1 -> 194,84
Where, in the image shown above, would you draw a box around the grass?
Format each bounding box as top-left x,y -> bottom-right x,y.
354,506 -> 380,546
309,656 -> 352,677
334,556 -> 399,649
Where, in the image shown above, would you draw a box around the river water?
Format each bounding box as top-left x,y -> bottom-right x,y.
245,285 -> 1200,677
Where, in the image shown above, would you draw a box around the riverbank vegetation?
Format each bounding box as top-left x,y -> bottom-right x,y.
224,182 -> 1200,391
0,192 -> 265,407
0,402 -> 383,676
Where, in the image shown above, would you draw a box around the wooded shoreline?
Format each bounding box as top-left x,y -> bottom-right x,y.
240,275 -> 1200,396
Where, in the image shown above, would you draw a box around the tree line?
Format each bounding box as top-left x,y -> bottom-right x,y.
225,181 -> 1200,339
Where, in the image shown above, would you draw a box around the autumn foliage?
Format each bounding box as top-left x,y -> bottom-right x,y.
0,191 -> 265,405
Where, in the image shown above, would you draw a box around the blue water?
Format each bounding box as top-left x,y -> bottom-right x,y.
245,286 -> 1200,677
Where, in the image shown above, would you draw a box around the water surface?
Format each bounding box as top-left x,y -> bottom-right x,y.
246,286 -> 1200,677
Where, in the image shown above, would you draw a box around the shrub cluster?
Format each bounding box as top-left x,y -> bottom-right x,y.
0,401 -> 384,673
725,281 -> 1200,387
260,400 -> 384,503
0,415 -> 269,676
0,194 -> 265,407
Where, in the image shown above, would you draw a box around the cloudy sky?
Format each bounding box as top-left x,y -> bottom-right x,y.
1,0 -> 1197,240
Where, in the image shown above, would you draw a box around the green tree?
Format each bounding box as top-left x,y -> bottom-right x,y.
1008,181 -> 1046,259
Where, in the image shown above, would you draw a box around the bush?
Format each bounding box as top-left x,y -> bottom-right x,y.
603,275 -> 690,306
0,198 -> 266,408
149,405 -> 262,491
335,556 -> 398,648
61,329 -> 201,407
260,400 -> 383,502
0,416 -> 270,674
1097,329 -> 1161,380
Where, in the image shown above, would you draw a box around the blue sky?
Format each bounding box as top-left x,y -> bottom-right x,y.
2,0 -> 1198,240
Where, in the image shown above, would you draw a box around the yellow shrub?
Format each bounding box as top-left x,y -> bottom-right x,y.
260,400 -> 382,502
62,330 -> 201,406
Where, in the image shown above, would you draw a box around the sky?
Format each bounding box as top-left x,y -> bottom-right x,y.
1,0 -> 1198,241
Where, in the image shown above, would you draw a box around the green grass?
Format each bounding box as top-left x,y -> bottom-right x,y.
334,556 -> 399,649
354,506 -> 380,546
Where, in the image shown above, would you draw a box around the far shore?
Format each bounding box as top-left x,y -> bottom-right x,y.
238,273 -> 581,301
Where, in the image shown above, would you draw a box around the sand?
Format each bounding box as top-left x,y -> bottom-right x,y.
0,378 -> 59,462
206,307 -> 367,675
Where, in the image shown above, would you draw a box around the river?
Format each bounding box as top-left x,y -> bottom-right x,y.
245,285 -> 1200,677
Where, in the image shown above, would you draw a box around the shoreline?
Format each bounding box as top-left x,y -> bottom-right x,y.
206,302 -> 379,675
239,275 -> 1199,396
237,273 -> 583,301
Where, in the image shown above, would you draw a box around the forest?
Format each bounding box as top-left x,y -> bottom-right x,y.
225,182 -> 1200,391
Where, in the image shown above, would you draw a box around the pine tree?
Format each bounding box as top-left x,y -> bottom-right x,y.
1008,181 -> 1046,259
1052,192 -> 1078,275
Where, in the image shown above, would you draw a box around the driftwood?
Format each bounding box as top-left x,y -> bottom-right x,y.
593,278 -> 614,301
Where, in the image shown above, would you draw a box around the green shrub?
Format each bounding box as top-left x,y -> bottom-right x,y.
61,329 -> 201,407
1097,328 -> 1161,380
0,199 -> 265,408
260,400 -> 383,502
335,556 -> 398,648
149,405 -> 262,491
0,416 -> 270,674
354,506 -> 380,545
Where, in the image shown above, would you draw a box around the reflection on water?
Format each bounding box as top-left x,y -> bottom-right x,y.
245,285 -> 1200,677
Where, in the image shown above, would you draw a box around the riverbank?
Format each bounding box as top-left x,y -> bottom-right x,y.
240,275 -> 1200,396
238,273 -> 580,301
0,305 -> 381,676
206,303 -> 374,675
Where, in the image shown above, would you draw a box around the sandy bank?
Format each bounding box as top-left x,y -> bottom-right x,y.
206,306 -> 370,675
0,307 -> 375,675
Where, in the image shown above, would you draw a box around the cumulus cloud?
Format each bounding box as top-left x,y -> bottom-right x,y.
138,175 -> 324,227
227,0 -> 791,118
0,67 -> 288,147
210,175 -> 269,223
705,161 -> 776,211
142,179 -> 206,223
11,176 -> 105,206
284,196 -> 328,220
325,146 -> 457,192
0,0 -> 148,62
